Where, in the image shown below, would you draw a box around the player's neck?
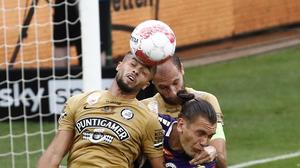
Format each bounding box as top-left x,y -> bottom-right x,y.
169,124 -> 184,153
109,80 -> 137,99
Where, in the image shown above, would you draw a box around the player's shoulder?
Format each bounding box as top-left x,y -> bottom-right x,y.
69,90 -> 104,101
141,93 -> 160,104
141,93 -> 161,114
67,90 -> 105,107
186,87 -> 218,101
136,100 -> 150,112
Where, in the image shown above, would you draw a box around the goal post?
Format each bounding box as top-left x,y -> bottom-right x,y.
79,0 -> 102,91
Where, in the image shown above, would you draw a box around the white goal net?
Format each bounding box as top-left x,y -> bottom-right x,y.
0,0 -> 105,167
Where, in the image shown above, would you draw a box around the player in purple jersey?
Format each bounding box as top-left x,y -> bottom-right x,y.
159,91 -> 217,168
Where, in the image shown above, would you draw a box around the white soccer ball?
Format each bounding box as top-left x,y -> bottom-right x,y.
130,20 -> 176,65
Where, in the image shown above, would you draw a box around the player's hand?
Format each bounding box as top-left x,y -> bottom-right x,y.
189,146 -> 217,165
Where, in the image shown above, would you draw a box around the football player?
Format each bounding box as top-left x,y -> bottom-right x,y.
160,91 -> 217,168
142,55 -> 227,167
38,53 -> 165,168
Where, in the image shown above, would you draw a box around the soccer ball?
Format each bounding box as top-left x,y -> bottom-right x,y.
130,20 -> 176,65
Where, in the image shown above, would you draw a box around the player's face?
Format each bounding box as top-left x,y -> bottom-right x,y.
153,60 -> 185,105
177,117 -> 216,157
116,57 -> 154,93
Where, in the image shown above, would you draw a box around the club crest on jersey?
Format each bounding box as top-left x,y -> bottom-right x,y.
75,117 -> 130,141
121,109 -> 134,120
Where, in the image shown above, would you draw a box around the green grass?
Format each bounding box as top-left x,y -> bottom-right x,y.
0,121 -> 56,167
0,121 -> 68,167
0,46 -> 300,167
247,156 -> 300,168
184,46 -> 300,166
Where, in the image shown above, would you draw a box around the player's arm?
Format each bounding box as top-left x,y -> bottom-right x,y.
38,94 -> 79,168
196,92 -> 227,168
142,113 -> 165,168
37,130 -> 74,168
210,122 -> 227,168
210,138 -> 227,168
148,156 -> 165,168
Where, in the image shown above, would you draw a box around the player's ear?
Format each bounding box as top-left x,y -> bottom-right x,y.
177,118 -> 184,133
142,81 -> 150,90
116,61 -> 122,71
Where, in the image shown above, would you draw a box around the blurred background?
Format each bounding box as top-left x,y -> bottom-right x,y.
0,0 -> 299,167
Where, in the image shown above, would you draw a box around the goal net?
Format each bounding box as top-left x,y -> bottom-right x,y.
0,0 -> 88,167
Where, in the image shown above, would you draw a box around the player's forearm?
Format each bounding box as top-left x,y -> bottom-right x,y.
216,153 -> 227,168
37,131 -> 73,168
149,156 -> 165,168
210,123 -> 227,168
210,139 -> 227,168
37,151 -> 62,168
209,138 -> 227,168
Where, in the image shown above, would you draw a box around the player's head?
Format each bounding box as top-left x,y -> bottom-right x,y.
152,55 -> 185,105
176,91 -> 217,157
115,53 -> 156,93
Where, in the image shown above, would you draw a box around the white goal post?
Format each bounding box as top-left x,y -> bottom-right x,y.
0,0 -> 107,167
80,0 -> 102,91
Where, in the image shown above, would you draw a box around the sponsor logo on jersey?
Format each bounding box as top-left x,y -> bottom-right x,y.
75,117 -> 130,141
166,162 -> 176,168
158,116 -> 171,127
121,109 -> 134,120
59,112 -> 67,121
83,105 -> 101,110
83,105 -> 111,113
216,113 -> 224,125
58,105 -> 67,121
83,128 -> 114,144
105,100 -> 122,105
154,129 -> 164,149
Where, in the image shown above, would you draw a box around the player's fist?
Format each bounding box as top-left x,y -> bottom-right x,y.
189,145 -> 217,165
204,146 -> 217,162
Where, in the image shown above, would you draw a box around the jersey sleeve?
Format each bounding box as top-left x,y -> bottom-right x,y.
142,114 -> 164,159
58,94 -> 81,131
211,123 -> 226,141
191,89 -> 224,125
205,94 -> 224,125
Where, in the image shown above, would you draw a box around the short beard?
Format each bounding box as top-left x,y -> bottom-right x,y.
161,95 -> 181,105
161,85 -> 186,105
116,77 -> 136,93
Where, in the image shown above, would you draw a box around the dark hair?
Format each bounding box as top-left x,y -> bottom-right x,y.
177,90 -> 217,125
168,54 -> 182,72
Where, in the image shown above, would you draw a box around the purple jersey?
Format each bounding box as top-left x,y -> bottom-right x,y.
158,114 -> 216,168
